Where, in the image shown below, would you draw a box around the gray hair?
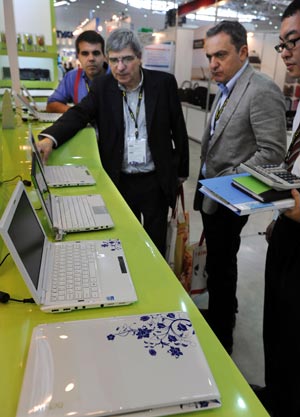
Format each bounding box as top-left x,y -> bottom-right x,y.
105,28 -> 142,58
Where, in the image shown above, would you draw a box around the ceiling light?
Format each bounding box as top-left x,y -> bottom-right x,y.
54,0 -> 70,6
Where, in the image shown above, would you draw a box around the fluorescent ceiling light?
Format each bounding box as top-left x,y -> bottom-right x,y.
54,1 -> 70,6
116,0 -> 177,13
188,6 -> 263,23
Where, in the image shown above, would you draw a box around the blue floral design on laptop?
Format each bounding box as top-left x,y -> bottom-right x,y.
107,312 -> 196,358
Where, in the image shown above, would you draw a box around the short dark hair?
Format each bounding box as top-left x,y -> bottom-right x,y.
106,28 -> 142,58
282,0 -> 300,20
206,20 -> 248,52
75,30 -> 105,54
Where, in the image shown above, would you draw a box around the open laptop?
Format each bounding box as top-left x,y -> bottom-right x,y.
13,90 -> 62,123
29,130 -> 96,187
16,311 -> 221,417
31,152 -> 114,239
21,84 -> 38,111
0,181 -> 137,313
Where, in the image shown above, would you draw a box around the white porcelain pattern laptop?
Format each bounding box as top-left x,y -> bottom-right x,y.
16,311 -> 221,417
29,131 -> 96,187
31,152 -> 114,238
0,182 -> 137,313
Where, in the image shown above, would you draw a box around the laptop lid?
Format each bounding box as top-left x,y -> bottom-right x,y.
21,84 -> 38,110
31,152 -> 55,231
31,152 -> 114,235
0,182 -> 137,312
16,312 -> 221,417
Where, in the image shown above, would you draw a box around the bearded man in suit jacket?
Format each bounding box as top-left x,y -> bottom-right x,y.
193,20 -> 287,354
37,28 -> 189,256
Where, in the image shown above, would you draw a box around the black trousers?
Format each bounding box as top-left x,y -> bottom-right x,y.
263,215 -> 300,417
118,172 -> 169,255
200,203 -> 248,351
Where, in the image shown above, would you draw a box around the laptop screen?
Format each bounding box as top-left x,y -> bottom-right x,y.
7,190 -> 44,290
31,152 -> 54,224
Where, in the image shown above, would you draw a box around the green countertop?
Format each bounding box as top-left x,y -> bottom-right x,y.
0,122 -> 269,417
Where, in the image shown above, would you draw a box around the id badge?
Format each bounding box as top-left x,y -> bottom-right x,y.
127,137 -> 146,164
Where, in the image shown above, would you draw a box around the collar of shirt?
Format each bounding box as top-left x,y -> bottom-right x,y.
118,70 -> 144,92
217,59 -> 249,99
81,70 -> 92,87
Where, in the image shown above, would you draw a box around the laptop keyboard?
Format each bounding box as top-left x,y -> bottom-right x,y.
51,241 -> 100,302
37,111 -> 61,123
45,165 -> 91,185
56,195 -> 96,229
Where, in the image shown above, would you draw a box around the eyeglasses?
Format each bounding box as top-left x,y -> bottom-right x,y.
274,37 -> 300,53
108,55 -> 136,65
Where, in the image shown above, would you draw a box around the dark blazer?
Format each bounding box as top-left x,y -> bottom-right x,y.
41,69 -> 189,209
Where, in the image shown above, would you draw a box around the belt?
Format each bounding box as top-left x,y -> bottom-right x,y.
120,170 -> 156,177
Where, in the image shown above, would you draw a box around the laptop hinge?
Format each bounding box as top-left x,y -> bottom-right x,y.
54,228 -> 66,241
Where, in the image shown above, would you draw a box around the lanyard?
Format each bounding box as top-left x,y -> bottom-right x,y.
213,85 -> 235,130
214,97 -> 229,123
74,68 -> 90,103
122,85 -> 143,139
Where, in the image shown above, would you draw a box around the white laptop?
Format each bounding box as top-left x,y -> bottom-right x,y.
0,182 -> 137,313
29,130 -> 96,187
13,90 -> 62,123
31,152 -> 114,238
16,311 -> 221,417
21,84 -> 38,111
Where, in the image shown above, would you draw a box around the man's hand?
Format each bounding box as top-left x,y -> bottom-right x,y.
178,177 -> 187,187
265,219 -> 276,243
36,138 -> 54,163
284,189 -> 300,223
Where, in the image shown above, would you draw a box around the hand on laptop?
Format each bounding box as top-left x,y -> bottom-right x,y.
36,138 -> 54,163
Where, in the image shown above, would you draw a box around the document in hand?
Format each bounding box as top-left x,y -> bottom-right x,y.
232,174 -> 294,202
199,174 -> 295,216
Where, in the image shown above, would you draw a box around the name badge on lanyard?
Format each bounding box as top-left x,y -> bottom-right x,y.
128,137 -> 146,164
123,86 -> 145,164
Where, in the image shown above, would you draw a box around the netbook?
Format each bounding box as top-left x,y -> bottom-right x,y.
29,130 -> 96,187
0,182 -> 137,313
16,311 -> 221,417
14,90 -> 62,123
31,152 -> 114,238
21,84 -> 38,111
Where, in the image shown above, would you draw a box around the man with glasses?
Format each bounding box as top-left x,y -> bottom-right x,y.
37,28 -> 189,255
46,30 -> 108,113
193,20 -> 287,355
252,2 -> 300,416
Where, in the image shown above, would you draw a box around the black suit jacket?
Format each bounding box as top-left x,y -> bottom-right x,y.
41,69 -> 189,208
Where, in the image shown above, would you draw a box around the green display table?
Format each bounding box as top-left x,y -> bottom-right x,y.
0,122 -> 269,417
